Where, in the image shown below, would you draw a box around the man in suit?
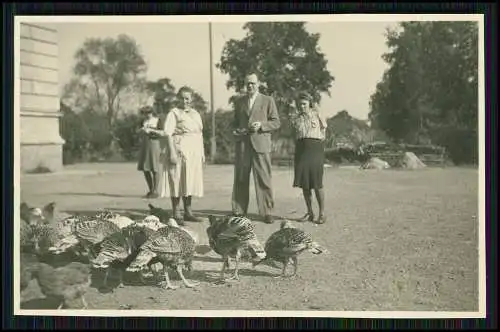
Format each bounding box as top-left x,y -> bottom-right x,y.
231,73 -> 281,224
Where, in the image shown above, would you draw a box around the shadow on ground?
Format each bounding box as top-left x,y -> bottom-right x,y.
21,297 -> 61,309
59,207 -> 285,225
54,192 -> 140,198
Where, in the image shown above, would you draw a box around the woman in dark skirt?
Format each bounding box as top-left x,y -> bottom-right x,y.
137,105 -> 162,198
289,92 -> 328,224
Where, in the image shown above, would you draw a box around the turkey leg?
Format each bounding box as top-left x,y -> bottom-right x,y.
176,265 -> 199,288
274,259 -> 289,278
81,295 -> 88,309
226,251 -> 241,281
216,256 -> 230,283
160,266 -> 178,290
288,257 -> 298,278
117,269 -> 125,288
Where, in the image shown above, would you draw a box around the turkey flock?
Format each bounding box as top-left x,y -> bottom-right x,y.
19,201 -> 328,310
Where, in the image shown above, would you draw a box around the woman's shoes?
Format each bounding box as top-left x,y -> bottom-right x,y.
143,191 -> 159,199
184,212 -> 204,223
297,212 -> 314,222
315,214 -> 326,224
297,212 -> 326,224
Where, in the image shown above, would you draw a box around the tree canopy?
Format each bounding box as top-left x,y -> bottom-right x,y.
217,22 -> 335,138
62,34 -> 147,125
368,21 -> 478,163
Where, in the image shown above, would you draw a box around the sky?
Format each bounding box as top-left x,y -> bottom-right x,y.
56,20 -> 397,120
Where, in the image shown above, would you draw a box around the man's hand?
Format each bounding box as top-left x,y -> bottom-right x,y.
249,121 -> 262,133
233,128 -> 248,137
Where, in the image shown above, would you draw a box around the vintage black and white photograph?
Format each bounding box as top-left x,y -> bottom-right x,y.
14,14 -> 485,317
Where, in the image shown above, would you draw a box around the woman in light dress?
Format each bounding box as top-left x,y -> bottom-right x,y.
146,86 -> 204,224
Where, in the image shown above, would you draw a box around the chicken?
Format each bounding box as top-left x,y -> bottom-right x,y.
20,252 -> 39,292
32,261 -> 92,309
36,202 -> 72,225
253,220 -> 328,278
49,218 -> 121,261
91,224 -> 156,288
126,225 -> 198,290
20,201 -> 66,227
207,215 -> 266,283
20,203 -> 45,227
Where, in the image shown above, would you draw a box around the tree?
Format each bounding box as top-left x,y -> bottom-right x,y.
59,102 -> 92,164
325,110 -> 371,149
63,34 -> 147,126
369,21 -> 479,163
145,78 -> 209,116
217,22 -> 334,138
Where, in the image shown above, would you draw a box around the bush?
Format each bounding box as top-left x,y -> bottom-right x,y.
431,126 -> 477,165
114,113 -> 142,161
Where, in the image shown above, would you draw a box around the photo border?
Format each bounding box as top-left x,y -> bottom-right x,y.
2,2 -> 496,329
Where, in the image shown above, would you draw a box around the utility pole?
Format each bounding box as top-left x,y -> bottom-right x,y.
209,22 -> 217,163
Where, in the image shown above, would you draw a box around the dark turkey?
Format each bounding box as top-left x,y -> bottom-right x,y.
253,220 -> 327,278
207,215 -> 266,283
91,224 -> 156,288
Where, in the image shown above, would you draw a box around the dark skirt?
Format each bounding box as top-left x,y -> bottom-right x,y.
293,138 -> 325,190
137,137 -> 161,172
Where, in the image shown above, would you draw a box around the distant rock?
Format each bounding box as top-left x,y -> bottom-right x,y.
397,152 -> 427,169
360,157 -> 390,170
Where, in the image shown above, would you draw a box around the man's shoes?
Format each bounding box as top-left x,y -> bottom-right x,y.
264,215 -> 274,224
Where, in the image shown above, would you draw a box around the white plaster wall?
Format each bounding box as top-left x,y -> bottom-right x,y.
19,22 -> 64,171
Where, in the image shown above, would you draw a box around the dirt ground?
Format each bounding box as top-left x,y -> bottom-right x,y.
18,163 -> 479,312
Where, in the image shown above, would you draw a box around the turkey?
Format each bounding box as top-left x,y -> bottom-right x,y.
56,210 -> 135,233
253,220 -> 328,278
28,223 -> 60,256
126,225 -> 198,290
20,218 -> 35,253
95,210 -> 135,229
167,218 -> 199,244
91,224 -> 156,288
135,215 -> 167,231
206,215 -> 266,283
49,218 -> 121,261
32,261 -> 92,309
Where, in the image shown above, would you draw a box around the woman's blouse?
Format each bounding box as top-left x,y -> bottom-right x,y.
163,107 -> 203,137
141,116 -> 160,140
162,107 -> 204,158
290,109 -> 327,140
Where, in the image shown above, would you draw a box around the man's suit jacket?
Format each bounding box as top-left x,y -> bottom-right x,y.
233,93 -> 281,154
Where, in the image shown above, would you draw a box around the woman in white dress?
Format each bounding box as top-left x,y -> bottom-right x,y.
146,86 -> 205,224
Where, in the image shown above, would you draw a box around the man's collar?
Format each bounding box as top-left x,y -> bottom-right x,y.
248,92 -> 259,100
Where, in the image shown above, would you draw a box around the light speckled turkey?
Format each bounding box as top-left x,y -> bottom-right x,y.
126,225 -> 198,290
49,218 -> 121,260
